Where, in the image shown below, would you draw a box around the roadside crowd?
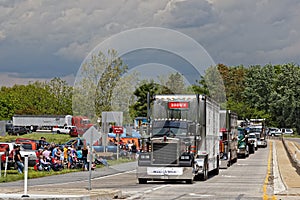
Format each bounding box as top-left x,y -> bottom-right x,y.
14,137 -> 93,174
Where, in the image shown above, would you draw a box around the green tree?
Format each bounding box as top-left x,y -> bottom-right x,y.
46,77 -> 73,114
129,80 -> 171,119
73,49 -> 128,121
164,72 -> 187,94
111,71 -> 139,124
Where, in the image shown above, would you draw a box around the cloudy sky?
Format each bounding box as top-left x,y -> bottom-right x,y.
0,0 -> 299,86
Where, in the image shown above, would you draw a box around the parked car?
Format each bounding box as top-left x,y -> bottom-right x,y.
7,126 -> 28,136
0,142 -> 37,168
0,142 -> 15,169
248,133 -> 258,151
69,127 -> 79,137
268,127 -> 282,137
280,128 -> 294,135
60,138 -> 86,150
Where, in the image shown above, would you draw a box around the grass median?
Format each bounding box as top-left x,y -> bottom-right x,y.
0,132 -> 133,183
0,158 -> 132,183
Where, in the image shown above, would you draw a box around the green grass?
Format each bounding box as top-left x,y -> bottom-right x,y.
0,133 -> 133,182
0,132 -> 72,144
283,134 -> 300,138
0,158 -> 132,183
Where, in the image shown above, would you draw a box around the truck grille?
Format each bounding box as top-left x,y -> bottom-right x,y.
152,143 -> 178,165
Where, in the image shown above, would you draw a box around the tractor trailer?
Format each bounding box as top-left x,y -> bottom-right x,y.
137,94 -> 220,184
12,115 -> 93,135
219,110 -> 238,168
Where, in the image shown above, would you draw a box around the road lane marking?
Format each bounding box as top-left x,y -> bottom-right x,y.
262,141 -> 276,200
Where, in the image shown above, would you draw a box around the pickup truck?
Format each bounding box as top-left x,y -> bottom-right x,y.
53,125 -> 76,134
248,133 -> 258,152
0,142 -> 37,169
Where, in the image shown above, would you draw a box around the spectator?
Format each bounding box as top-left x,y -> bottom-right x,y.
76,146 -> 82,160
38,155 -> 51,171
63,145 -> 68,163
131,140 -> 137,160
42,146 -> 51,162
49,142 -> 56,153
14,145 -> 24,174
52,145 -> 60,158
67,145 -> 77,169
39,137 -> 47,148
52,156 -> 63,171
81,145 -> 88,171
67,148 -> 72,169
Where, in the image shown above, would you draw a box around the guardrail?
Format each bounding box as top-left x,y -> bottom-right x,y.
282,138 -> 300,175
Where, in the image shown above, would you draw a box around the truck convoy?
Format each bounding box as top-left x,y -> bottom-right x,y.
219,110 -> 238,168
137,94 -> 220,184
237,127 -> 250,158
248,119 -> 267,148
12,115 -> 93,135
237,120 -> 257,157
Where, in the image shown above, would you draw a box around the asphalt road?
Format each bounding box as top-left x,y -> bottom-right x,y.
0,145 -> 272,200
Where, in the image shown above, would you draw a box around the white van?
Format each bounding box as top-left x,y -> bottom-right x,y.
280,128 -> 293,135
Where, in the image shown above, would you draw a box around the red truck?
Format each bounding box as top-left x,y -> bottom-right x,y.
71,116 -> 94,136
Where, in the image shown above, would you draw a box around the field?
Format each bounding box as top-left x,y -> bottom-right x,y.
0,132 -> 133,182
0,132 -> 72,144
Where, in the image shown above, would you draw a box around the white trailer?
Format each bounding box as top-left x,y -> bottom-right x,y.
12,115 -> 70,131
137,94 -> 220,184
219,110 -> 238,168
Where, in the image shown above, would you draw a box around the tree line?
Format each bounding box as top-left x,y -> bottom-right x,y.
0,50 -> 299,134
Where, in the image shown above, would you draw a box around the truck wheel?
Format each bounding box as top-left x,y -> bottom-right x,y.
246,146 -> 249,157
138,178 -> 147,184
186,179 -> 193,184
57,130 -> 60,134
201,163 -> 208,181
227,152 -> 231,167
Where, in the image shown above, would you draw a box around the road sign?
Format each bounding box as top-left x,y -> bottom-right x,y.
113,126 -> 123,134
82,126 -> 101,146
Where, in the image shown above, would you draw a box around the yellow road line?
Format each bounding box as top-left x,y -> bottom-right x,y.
262,141 -> 276,200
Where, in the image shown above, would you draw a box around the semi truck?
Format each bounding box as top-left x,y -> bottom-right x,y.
248,118 -> 267,148
219,110 -> 238,168
137,94 -> 220,184
12,115 -> 93,135
12,115 -> 68,132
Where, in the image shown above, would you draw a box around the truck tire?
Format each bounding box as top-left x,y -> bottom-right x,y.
212,157 -> 219,175
246,145 -> 249,157
57,130 -> 60,134
186,179 -> 193,184
138,178 -> 147,184
201,163 -> 208,181
227,152 -> 231,167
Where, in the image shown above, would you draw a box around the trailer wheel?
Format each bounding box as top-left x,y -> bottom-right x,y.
186,179 -> 193,184
212,156 -> 219,175
200,163 -> 208,181
138,178 -> 147,184
227,152 -> 231,167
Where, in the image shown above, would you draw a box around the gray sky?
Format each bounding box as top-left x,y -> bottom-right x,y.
1,0 -> 299,86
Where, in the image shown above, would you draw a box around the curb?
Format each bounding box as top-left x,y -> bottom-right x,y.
0,189 -> 122,200
282,138 -> 300,175
272,141 -> 287,194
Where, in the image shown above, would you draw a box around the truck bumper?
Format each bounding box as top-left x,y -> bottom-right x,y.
257,141 -> 267,148
219,159 -> 229,169
237,148 -> 247,156
136,166 -> 194,181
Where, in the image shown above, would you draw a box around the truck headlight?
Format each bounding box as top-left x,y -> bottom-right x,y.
140,154 -> 150,160
180,155 -> 190,160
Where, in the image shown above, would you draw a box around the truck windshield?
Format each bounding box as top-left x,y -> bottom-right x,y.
152,120 -> 188,137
